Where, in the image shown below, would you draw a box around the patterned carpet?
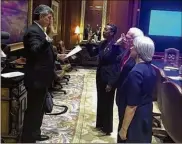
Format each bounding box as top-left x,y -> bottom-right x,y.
38,68 -> 161,143
39,70 -> 85,143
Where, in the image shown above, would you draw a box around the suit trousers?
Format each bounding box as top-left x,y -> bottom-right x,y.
21,86 -> 47,143
96,76 -> 115,133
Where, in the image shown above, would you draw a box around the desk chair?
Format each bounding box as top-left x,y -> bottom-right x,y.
162,81 -> 182,143
152,65 -> 167,128
49,70 -> 67,94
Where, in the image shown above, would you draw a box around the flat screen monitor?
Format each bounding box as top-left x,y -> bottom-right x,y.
149,10 -> 182,37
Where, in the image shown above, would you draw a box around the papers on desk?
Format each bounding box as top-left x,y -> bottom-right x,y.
1,72 -> 24,78
65,45 -> 82,58
168,76 -> 182,81
164,66 -> 179,71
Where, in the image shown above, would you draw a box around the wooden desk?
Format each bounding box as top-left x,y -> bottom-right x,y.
152,60 -> 182,88
1,76 -> 27,143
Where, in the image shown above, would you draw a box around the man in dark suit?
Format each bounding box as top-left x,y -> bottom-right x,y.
21,5 -> 65,142
83,24 -> 91,40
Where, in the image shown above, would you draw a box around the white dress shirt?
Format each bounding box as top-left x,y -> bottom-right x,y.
34,21 -> 53,42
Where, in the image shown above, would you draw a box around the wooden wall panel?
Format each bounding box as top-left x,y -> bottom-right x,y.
84,0 -> 103,31
69,0 -> 82,49
58,0 -> 140,48
33,0 -> 51,12
31,0 -> 139,49
107,0 -> 130,39
53,0 -> 64,45
131,0 -> 141,27
32,0 -> 82,49
107,0 -> 140,39
54,0 -> 82,49
9,0 -> 140,54
54,0 -> 71,48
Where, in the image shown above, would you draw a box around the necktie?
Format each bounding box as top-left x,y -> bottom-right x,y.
120,50 -> 130,71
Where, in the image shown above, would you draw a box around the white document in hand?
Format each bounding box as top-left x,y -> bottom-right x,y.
65,45 -> 82,58
168,76 -> 182,81
1,49 -> 6,57
1,72 -> 24,78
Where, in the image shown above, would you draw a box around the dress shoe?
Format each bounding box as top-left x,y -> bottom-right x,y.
105,132 -> 111,136
99,132 -> 111,136
92,127 -> 102,132
34,135 -> 49,141
98,132 -> 111,137
95,127 -> 103,131
100,128 -> 111,135
97,128 -> 111,136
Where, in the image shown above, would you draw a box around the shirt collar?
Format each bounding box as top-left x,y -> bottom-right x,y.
34,21 -> 50,38
34,21 -> 46,32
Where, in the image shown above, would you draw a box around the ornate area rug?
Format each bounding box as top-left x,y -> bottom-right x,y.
72,70 -> 118,143
39,70 -> 85,143
38,68 -> 161,143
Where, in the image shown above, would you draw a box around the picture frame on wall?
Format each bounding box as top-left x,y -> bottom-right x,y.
1,0 -> 33,51
51,0 -> 59,35
80,0 -> 108,42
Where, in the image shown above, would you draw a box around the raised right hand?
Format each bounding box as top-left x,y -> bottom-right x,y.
115,33 -> 126,45
88,33 -> 96,43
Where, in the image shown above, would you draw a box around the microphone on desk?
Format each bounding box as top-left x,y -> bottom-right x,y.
1,31 -> 10,40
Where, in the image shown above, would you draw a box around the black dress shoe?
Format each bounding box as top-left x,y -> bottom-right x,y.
95,127 -> 103,131
102,132 -> 111,136
98,132 -> 111,137
100,129 -> 111,136
105,132 -> 111,136
97,128 -> 111,136
35,135 -> 49,141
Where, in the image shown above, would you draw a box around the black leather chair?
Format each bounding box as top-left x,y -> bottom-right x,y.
152,65 -> 167,127
162,81 -> 182,143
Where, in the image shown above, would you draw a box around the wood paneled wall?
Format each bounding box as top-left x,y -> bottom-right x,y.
107,0 -> 140,40
84,0 -> 103,31
66,0 -> 82,49
32,0 -> 81,49
54,0 -> 82,49
31,0 -> 139,50
33,0 -> 51,12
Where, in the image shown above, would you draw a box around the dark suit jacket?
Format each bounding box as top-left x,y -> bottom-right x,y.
86,40 -> 123,88
83,28 -> 89,40
116,57 -> 136,106
23,23 -> 56,88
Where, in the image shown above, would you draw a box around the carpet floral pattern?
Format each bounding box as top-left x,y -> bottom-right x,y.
39,70 -> 85,143
39,69 -> 160,143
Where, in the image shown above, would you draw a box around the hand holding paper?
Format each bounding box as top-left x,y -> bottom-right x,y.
168,76 -> 182,81
57,54 -> 67,61
65,45 -> 82,59
1,49 -> 6,58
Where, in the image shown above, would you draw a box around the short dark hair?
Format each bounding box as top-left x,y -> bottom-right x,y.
33,5 -> 53,21
33,14 -> 40,21
107,23 -> 117,35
